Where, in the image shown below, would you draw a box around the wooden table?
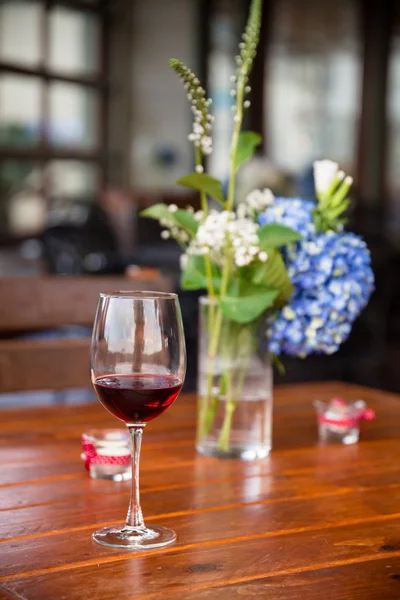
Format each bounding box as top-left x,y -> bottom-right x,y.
1,382 -> 400,599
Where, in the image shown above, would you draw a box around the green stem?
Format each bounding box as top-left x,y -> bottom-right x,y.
216,325 -> 254,452
217,401 -> 235,452
199,255 -> 232,438
208,255 -> 232,358
226,60 -> 247,212
204,254 -> 215,298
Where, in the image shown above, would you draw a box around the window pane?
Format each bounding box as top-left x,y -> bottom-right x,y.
207,0 -> 245,181
47,161 -> 99,200
0,160 -> 45,236
0,1 -> 42,67
48,83 -> 98,149
0,75 -> 42,147
265,0 -> 362,179
48,7 -> 100,76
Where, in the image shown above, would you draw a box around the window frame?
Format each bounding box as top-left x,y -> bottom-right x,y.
0,0 -> 109,225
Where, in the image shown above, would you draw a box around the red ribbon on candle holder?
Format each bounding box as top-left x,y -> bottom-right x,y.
318,399 -> 375,428
81,437 -> 131,472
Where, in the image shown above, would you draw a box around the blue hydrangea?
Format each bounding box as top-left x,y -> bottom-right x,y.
259,199 -> 375,357
258,197 -> 317,240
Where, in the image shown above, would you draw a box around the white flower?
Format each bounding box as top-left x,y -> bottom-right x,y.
239,188 -> 275,217
168,204 -> 178,213
258,251 -> 268,262
195,165 -> 204,174
200,135 -> 213,155
187,210 -> 262,268
193,122 -> 204,135
313,160 -> 340,195
161,230 -> 170,240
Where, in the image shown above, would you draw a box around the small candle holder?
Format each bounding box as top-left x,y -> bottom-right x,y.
81,429 -> 131,481
314,398 -> 375,445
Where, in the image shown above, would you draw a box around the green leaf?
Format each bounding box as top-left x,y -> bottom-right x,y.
258,223 -> 302,248
140,204 -> 198,239
181,256 -> 208,290
177,173 -> 225,205
140,203 -> 172,221
252,248 -> 293,307
181,255 -> 221,291
236,131 -> 262,172
218,285 -> 279,324
175,209 -> 198,234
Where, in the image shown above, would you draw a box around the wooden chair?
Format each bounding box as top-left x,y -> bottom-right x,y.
0,274 -> 174,394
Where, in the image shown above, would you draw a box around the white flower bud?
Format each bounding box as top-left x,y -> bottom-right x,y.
168,204 -> 178,213
195,165 -> 204,174
193,122 -> 204,135
245,86 -> 251,93
244,100 -> 251,108
258,251 -> 268,263
161,230 -> 170,240
313,160 -> 340,195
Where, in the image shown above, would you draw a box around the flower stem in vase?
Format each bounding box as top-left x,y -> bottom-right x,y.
216,325 -> 255,452
217,398 -> 236,452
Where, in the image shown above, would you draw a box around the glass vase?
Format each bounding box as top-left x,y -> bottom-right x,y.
196,296 -> 273,460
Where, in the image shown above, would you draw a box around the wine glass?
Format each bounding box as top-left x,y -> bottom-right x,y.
90,291 -> 186,549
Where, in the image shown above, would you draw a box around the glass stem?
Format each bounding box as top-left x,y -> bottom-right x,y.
126,426 -> 145,529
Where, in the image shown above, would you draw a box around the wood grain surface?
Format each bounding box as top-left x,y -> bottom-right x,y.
1,381 -> 400,599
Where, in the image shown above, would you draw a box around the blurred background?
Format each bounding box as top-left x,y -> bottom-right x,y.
0,0 -> 399,397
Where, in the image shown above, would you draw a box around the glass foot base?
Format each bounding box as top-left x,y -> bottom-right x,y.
92,525 -> 176,550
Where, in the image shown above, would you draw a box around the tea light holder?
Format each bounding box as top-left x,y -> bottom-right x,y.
314,398 -> 375,445
81,429 -> 131,481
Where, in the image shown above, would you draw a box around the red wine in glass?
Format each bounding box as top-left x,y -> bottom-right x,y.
91,291 -> 186,551
93,374 -> 183,424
